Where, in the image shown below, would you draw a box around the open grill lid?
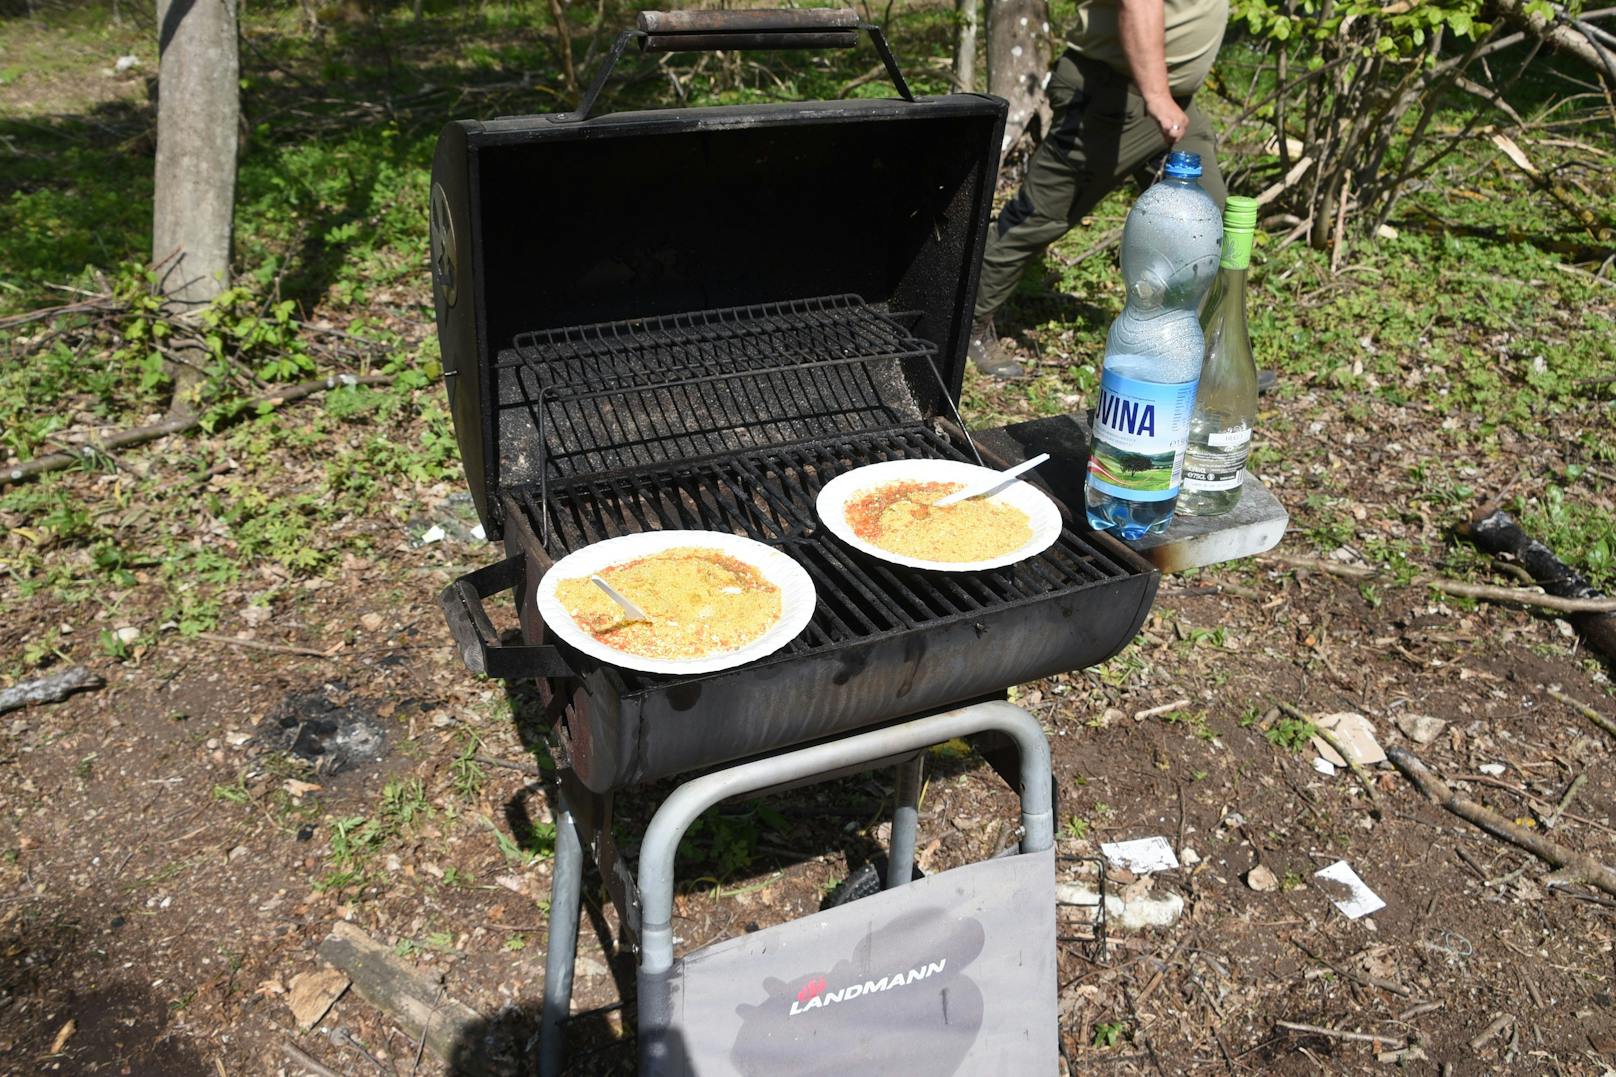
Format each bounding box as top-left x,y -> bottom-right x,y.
430,10 -> 1008,536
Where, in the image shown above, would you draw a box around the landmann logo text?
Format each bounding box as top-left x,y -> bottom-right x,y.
787,960 -> 947,1016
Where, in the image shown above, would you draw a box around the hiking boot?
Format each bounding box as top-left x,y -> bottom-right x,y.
968,317 -> 1023,379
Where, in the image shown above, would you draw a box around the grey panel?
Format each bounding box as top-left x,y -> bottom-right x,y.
660,848 -> 1057,1076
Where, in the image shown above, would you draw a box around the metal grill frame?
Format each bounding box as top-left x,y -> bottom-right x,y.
498,295 -> 981,542
513,424 -> 1135,691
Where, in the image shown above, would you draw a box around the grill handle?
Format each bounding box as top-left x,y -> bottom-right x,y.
637,7 -> 859,51
440,555 -> 574,680
552,10 -> 914,123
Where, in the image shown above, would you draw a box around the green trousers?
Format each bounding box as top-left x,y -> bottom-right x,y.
974,50 -> 1226,321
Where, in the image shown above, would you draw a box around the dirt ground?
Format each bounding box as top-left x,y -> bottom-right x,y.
4,494 -> 1616,1075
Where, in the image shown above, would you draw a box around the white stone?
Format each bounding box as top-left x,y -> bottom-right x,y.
1056,882 -> 1183,930
1395,713 -> 1446,745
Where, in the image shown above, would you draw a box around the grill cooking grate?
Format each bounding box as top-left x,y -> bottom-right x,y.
512,425 -> 1134,692
498,295 -> 978,538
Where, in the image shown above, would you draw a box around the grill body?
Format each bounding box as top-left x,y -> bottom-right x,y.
434,74 -> 1159,794
499,425 -> 1156,792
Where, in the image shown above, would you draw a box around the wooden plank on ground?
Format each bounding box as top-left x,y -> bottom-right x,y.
316,921 -> 486,1071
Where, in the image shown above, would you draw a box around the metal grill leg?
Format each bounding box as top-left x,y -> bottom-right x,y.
539,791 -> 583,1077
633,702 -> 1053,1073
885,753 -> 924,889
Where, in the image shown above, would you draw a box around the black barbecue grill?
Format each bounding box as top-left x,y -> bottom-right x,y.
432,11 -> 1159,1071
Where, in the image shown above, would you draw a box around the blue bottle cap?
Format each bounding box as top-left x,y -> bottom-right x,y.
1164,151 -> 1202,179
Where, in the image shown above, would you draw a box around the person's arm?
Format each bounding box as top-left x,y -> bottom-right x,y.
1117,0 -> 1189,146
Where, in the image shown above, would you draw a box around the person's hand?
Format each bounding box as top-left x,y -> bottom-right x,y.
1146,94 -> 1189,146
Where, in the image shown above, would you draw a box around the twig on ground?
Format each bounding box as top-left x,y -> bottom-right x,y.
1468,1013 -> 1514,1050
1450,771 -> 1616,835
0,666 -> 105,716
472,755 -> 545,777
1389,747 -> 1616,897
1289,938 -> 1411,997
1397,1000 -> 1443,1022
1277,701 -> 1380,811
281,1040 -> 343,1077
1547,687 -> 1616,739
192,633 -> 342,659
2,374 -> 397,486
1133,698 -> 1191,721
1260,551 -> 1616,614
1275,1021 -> 1407,1048
1545,773 -> 1587,829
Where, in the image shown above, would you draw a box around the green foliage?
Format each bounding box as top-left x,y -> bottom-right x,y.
1092,1021 -> 1129,1048
680,802 -> 792,879
1517,480 -> 1615,589
1265,718 -> 1317,753
1232,0 -> 1491,58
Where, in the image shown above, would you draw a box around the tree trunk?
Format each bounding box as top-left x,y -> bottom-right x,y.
987,0 -> 1052,157
953,0 -> 979,93
153,0 -> 239,413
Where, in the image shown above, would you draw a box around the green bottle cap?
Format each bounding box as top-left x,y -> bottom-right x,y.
1220,195 -> 1258,270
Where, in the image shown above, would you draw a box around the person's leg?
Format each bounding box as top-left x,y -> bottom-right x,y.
1176,99 -> 1225,207
973,54 -> 1092,323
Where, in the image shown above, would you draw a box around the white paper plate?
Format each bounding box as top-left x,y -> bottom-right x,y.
535,530 -> 816,676
816,458 -> 1063,572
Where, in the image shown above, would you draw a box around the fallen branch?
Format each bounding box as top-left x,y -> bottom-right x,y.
1256,155 -> 1316,208
281,1040 -> 343,1077
2,374 -> 396,487
281,1041 -> 340,1073
1289,938 -> 1412,997
1259,551 -> 1616,614
1493,0 -> 1616,76
1547,687 -> 1616,738
1275,1021 -> 1406,1048
1491,132 -> 1613,239
191,632 -> 342,658
0,297 -> 121,332
1463,508 -> 1616,662
1388,746 -> 1616,898
0,666 -> 104,716
1450,771 -> 1616,835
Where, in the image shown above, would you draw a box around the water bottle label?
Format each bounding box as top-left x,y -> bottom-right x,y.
1088,366 -> 1197,503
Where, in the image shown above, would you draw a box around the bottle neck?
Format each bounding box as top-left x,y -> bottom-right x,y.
1219,264 -> 1248,306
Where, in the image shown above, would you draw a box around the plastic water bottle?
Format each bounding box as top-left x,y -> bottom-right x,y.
1085,151 -> 1222,540
1179,195 -> 1260,517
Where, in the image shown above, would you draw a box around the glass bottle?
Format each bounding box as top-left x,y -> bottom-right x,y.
1179,195 -> 1259,517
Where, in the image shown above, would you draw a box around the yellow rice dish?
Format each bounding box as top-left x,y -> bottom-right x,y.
554,547 -> 782,661
847,481 -> 1031,563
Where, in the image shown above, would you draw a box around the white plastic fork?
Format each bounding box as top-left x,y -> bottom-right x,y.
933,452 -> 1051,507
591,574 -> 649,622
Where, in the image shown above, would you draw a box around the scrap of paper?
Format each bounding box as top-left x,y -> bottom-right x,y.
1315,860 -> 1385,919
1101,836 -> 1180,874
